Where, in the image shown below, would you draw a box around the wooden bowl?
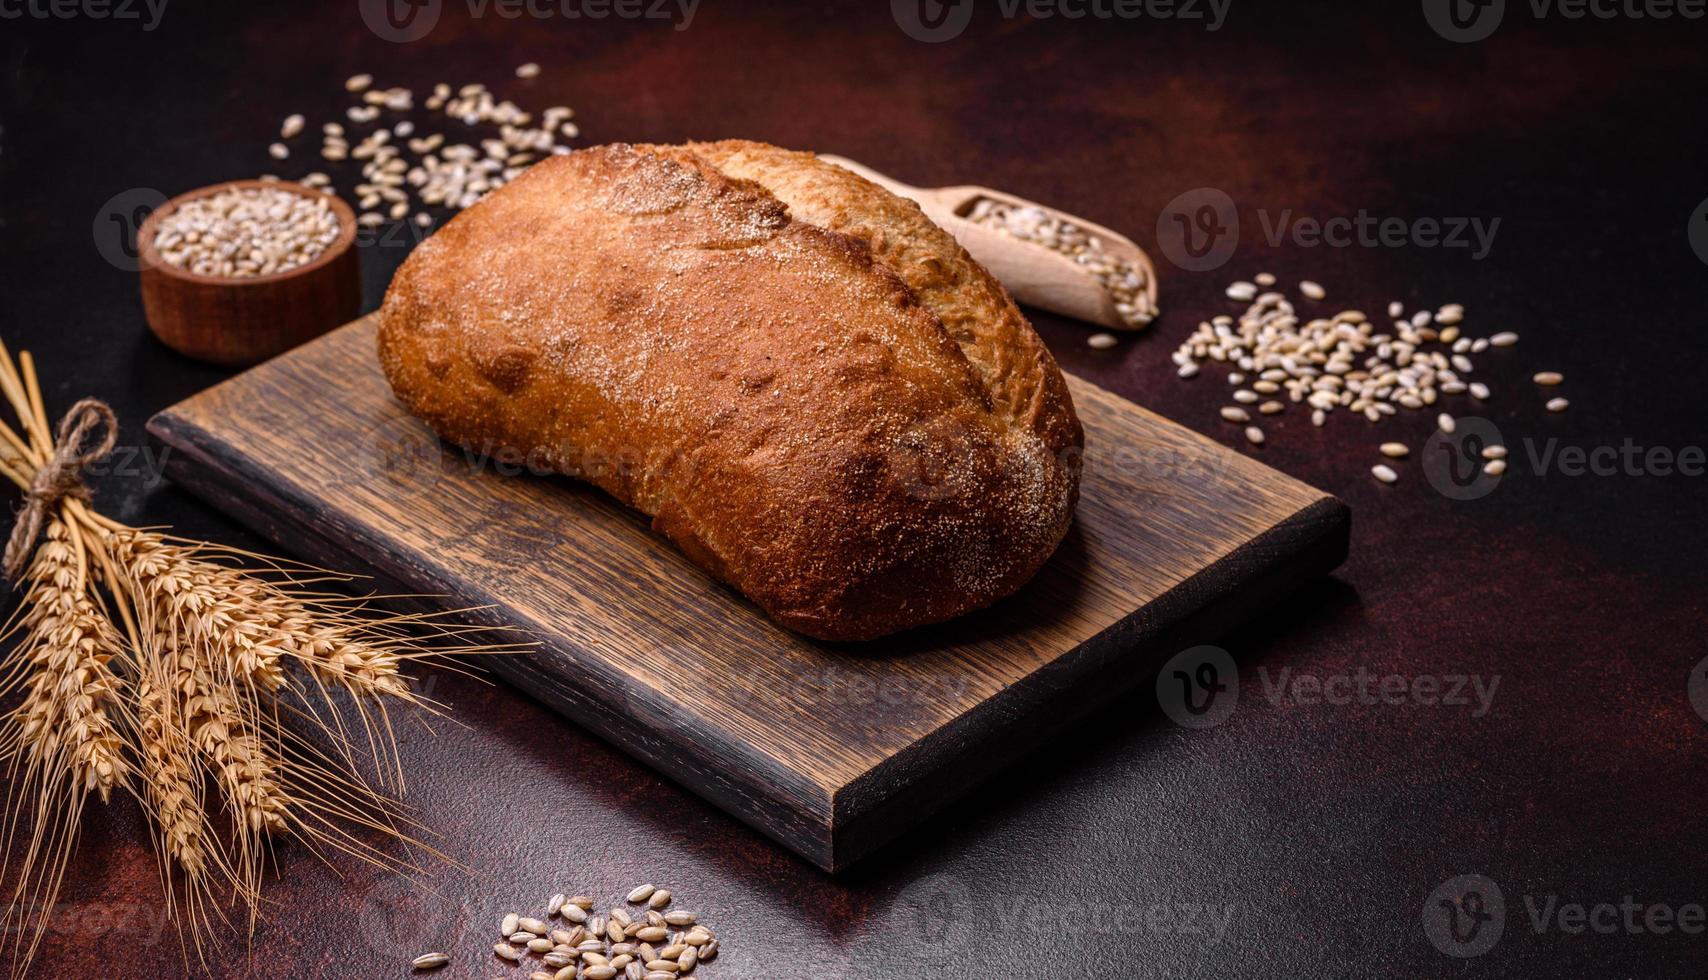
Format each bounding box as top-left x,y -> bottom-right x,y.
138,179 -> 360,366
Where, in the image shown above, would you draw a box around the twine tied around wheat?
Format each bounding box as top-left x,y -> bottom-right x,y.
2,397 -> 116,584
0,339 -> 528,976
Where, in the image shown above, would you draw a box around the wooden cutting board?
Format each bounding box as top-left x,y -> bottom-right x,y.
148,315 -> 1348,872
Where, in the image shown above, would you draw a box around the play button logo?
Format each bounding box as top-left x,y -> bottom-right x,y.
360,0 -> 442,43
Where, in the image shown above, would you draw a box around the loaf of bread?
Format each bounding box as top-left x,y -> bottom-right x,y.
376,140 -> 1082,640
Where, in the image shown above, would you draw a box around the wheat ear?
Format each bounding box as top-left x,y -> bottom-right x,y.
0,518 -> 132,976
0,337 -> 519,973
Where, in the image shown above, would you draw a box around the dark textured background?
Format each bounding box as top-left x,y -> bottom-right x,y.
2,0 -> 1706,976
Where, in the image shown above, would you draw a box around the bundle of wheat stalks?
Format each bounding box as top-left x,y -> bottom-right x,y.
0,341 -> 504,975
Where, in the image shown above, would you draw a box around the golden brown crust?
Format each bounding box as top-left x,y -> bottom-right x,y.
377,141 -> 1082,640
682,140 -> 1082,459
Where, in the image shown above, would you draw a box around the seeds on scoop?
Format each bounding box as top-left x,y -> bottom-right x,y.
964,198 -> 1158,328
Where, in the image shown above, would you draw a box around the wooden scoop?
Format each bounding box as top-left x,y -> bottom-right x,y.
818,155 -> 1160,331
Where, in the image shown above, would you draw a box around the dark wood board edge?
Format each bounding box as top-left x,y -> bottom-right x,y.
149,398 -> 1350,873
827,495 -> 1350,871
147,409 -> 843,870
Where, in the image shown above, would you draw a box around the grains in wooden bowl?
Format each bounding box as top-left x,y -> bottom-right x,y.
151,185 -> 342,278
